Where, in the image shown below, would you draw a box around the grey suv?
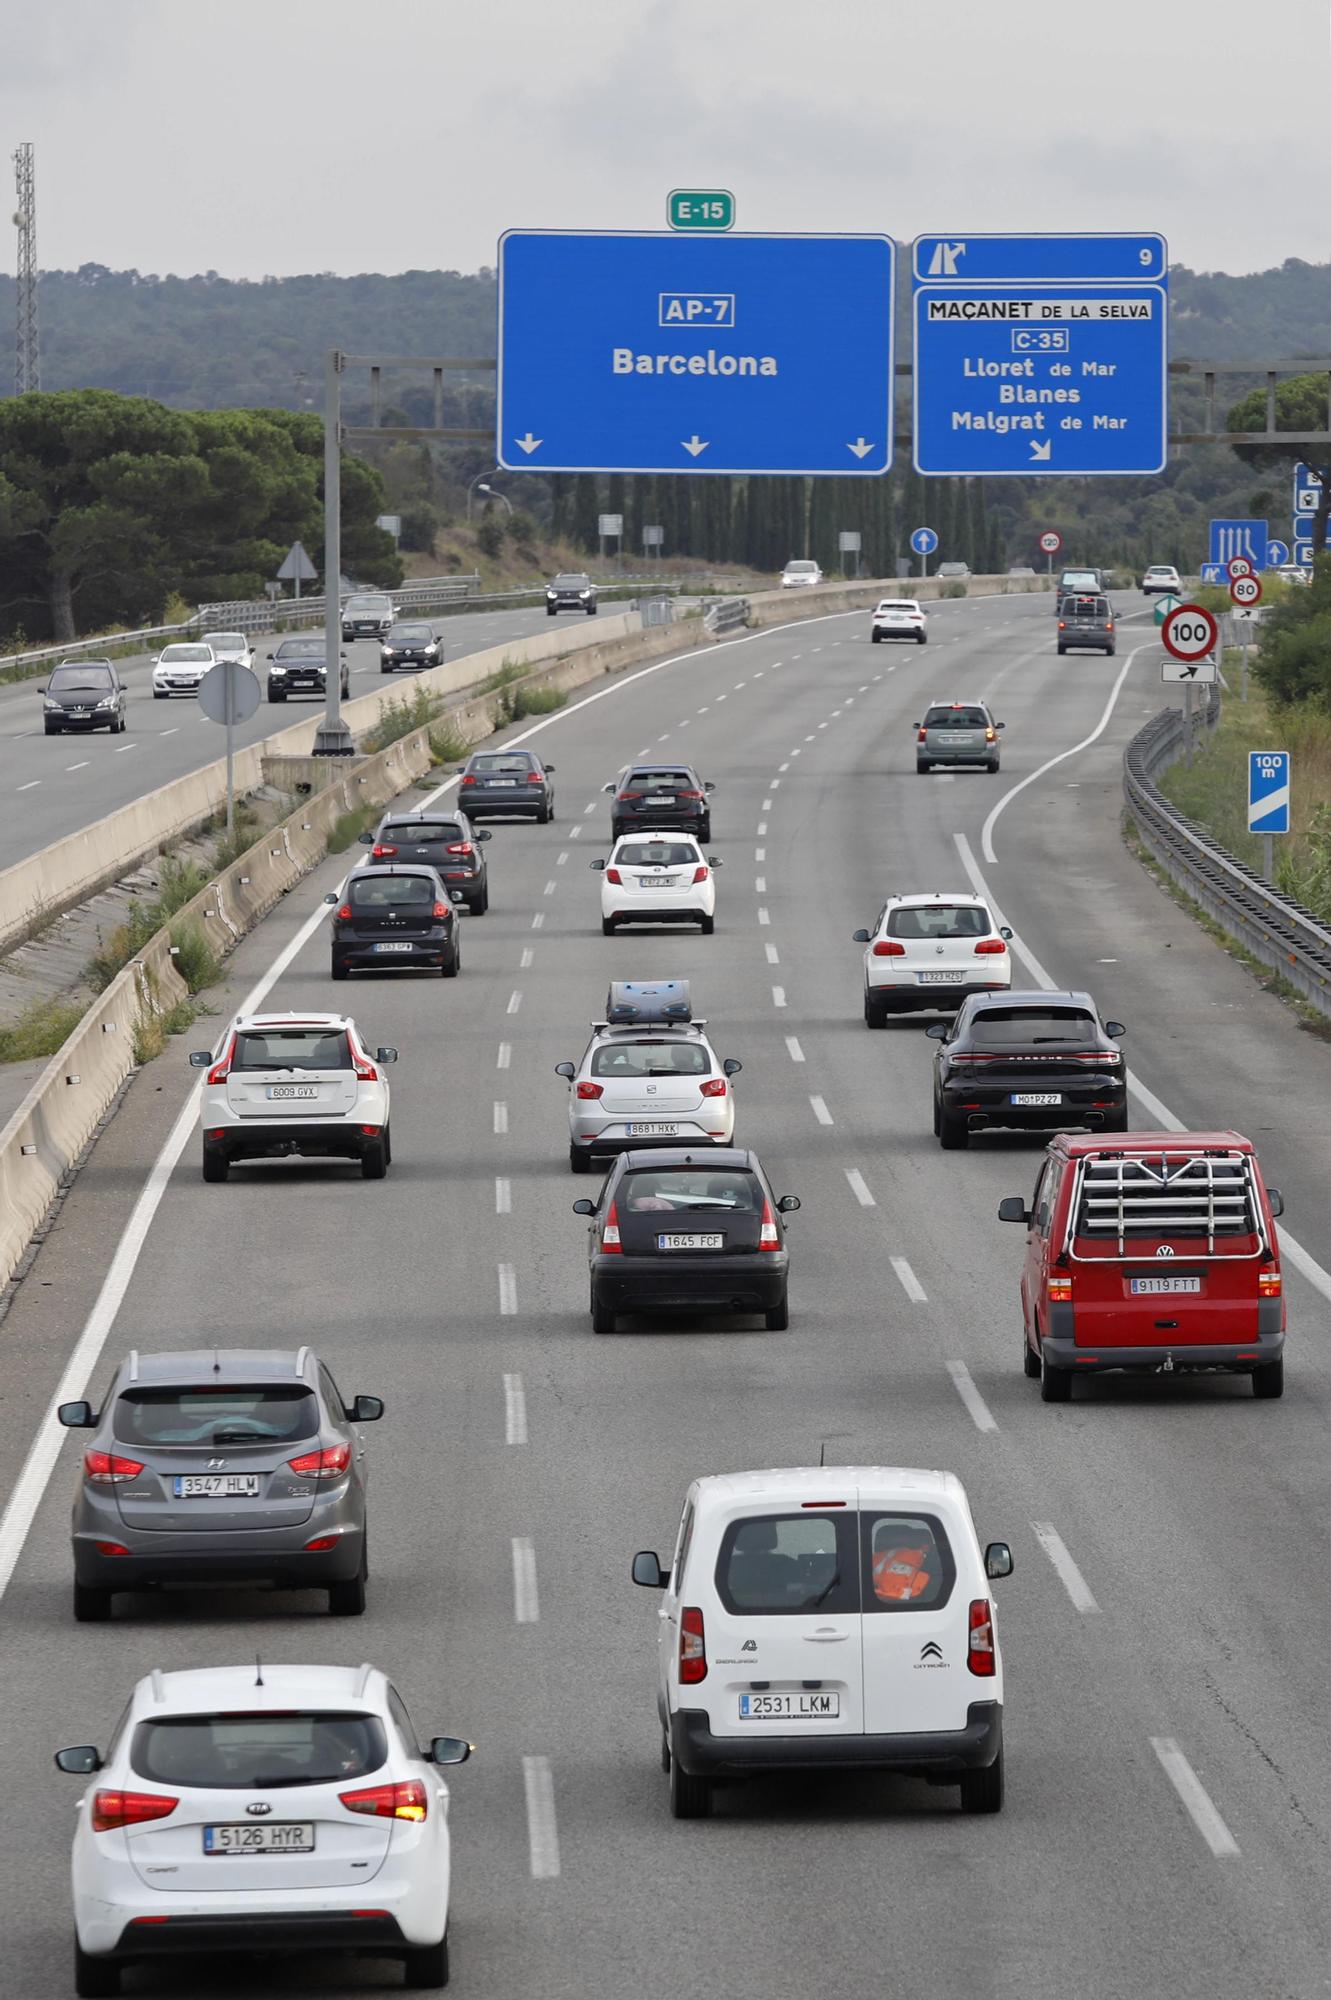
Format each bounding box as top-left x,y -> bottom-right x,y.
915,700 -> 1004,774
1057,594 -> 1116,656
57,1348 -> 383,1621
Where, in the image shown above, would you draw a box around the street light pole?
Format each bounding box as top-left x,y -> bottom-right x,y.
477,483 -> 513,518
314,348 -> 354,757
466,468 -> 500,521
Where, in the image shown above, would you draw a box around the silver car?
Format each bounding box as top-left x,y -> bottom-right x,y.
57,1347 -> 383,1621
555,981 -> 742,1173
915,699 -> 1004,774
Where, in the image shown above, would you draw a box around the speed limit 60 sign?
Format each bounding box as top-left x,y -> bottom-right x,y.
1230,573 -> 1262,608
1226,555 -> 1254,582
1161,601 -> 1218,663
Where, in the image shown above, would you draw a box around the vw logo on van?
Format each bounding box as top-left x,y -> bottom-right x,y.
1155,1244 -> 1176,1258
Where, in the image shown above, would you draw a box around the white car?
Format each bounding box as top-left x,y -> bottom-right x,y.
780,559 -> 823,589
591,831 -> 719,934
56,1661 -> 471,1995
1273,563 -> 1311,587
151,642 -> 215,697
201,630 -> 255,670
632,1465 -> 1012,1819
555,980 -> 741,1173
1141,564 -> 1182,595
853,891 -> 1012,1025
871,598 -> 928,645
188,1012 -> 397,1182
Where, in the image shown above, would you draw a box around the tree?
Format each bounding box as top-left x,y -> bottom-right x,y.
1227,373 -> 1331,553
1251,557 -> 1331,706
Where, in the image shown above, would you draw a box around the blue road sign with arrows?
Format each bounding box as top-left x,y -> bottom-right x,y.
910,526 -> 939,555
1266,539 -> 1290,567
1248,751 -> 1290,834
1209,520 -> 1268,569
496,229 -> 896,476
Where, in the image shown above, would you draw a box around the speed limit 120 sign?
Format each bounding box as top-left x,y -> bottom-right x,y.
1039,530 -> 1062,555
1161,601 -> 1219,662
1230,573 -> 1262,608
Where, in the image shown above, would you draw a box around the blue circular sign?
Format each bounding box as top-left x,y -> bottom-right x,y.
1266,539 -> 1290,567
910,526 -> 939,555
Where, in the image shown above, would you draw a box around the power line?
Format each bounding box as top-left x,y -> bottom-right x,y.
13,141 -> 39,393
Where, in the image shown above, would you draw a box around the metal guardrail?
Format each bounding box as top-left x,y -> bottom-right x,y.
1123,690 -> 1331,1016
704,597 -> 749,636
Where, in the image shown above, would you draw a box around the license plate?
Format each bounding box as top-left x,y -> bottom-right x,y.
488,779 -> 518,787
918,970 -> 966,984
628,1122 -> 679,1136
1130,1276 -> 1202,1295
658,1232 -> 724,1250
739,1692 -> 840,1720
638,876 -> 675,888
266,1083 -> 318,1099
1010,1092 -> 1062,1105
205,1822 -> 315,1855
174,1475 -> 260,1498
645,795 -> 673,806
373,941 -> 415,953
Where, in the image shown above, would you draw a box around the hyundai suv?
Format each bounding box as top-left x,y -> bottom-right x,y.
546,573 -> 598,615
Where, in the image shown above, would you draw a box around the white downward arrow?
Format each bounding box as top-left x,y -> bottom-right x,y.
682,435 -> 709,457
514,432 -> 543,454
847,437 -> 874,459
1029,439 -> 1052,462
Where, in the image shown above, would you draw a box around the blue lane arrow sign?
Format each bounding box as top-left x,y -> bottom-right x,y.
1266,539 -> 1290,567
910,526 -> 939,555
1248,750 -> 1290,834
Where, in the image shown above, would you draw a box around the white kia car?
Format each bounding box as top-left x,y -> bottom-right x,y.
871,598 -> 928,644
56,1661 -> 471,1995
555,981 -> 741,1173
591,832 -> 720,934
780,559 -> 823,589
853,891 -> 1012,1025
151,642 -> 215,697
189,1012 -> 397,1182
200,630 -> 256,670
632,1465 -> 1012,1819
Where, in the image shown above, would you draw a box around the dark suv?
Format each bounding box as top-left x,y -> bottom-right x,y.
265,636 -> 350,702
606,764 -> 714,841
458,747 -> 556,821
1057,594 -> 1116,656
41,660 -> 127,735
928,990 -> 1127,1150
328,864 -> 461,978
359,810 -> 491,912
546,573 -> 598,616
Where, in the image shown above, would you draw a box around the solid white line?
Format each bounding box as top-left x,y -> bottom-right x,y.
498,1262 -> 518,1314
497,1042 -> 512,1069
845,1168 -> 875,1207
1032,1522 -> 1100,1615
891,1256 -> 927,1303
980,647 -> 1141,863
809,1095 -> 834,1126
522,1756 -> 561,1878
765,943 -> 780,964
771,985 -> 787,1008
495,1176 -> 512,1214
1150,1739 -> 1240,1858
512,1537 -> 540,1623
507,991 -> 522,1015
757,907 -> 770,926
520,948 -> 534,969
785,1036 -> 805,1062
494,1101 -> 509,1134
947,1360 -> 998,1433
503,1372 -> 528,1445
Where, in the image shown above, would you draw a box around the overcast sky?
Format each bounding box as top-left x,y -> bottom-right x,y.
4,0 -> 1325,281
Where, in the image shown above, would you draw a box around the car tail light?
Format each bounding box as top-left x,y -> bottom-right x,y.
679,1606 -> 707,1683
605,867 -> 623,885
974,939 -> 1007,955
1048,1275 -> 1073,1303
985,727 -> 996,742
872,939 -> 906,957
432,902 -> 449,918
602,1201 -> 622,1252
616,791 -> 634,803
206,1032 -> 236,1086
96,1542 -> 130,1557
967,1599 -> 996,1676
576,1080 -> 603,1100
340,1779 -> 428,1822
360,1124 -> 381,1137
700,1077 -> 727,1097
692,865 -> 709,883
677,789 -> 703,800
336,903 -> 352,921
288,1441 -> 352,1479
92,1790 -> 177,1832
352,1047 -> 378,1082
303,1534 -> 340,1551
1259,1269 -> 1282,1296
371,843 -> 397,857
1106,619 -> 1114,630
759,1198 -> 780,1250
460,773 -> 476,785
84,1450 -> 144,1485
1058,620 -> 1066,630
917,727 -> 927,743
445,841 -> 473,856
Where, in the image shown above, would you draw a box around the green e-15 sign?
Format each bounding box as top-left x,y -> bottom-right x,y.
667,188 -> 735,231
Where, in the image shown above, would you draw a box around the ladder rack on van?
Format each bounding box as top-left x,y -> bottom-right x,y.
1070,1150 -> 1263,1259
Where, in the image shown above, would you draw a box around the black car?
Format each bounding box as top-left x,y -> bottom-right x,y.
380,620 -> 442,673
1057,594 -> 1116,656
341,592 -> 395,641
928,990 -> 1127,1150
326,865 -> 462,978
359,810 -> 491,912
266,636 -> 350,702
606,764 -> 714,841
41,660 -> 127,735
574,1147 -> 799,1334
457,747 -> 556,822
546,572 -> 598,616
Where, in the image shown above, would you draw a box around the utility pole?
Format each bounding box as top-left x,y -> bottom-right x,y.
315,349 -> 354,757
13,142 -> 39,394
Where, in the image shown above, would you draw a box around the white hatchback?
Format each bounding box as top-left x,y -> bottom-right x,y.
201,630 -> 256,670
633,1466 -> 1012,1819
780,559 -> 823,589
1141,564 -> 1182,595
556,982 -> 741,1173
56,1661 -> 471,1995
871,598 -> 928,644
853,892 -> 1012,1025
189,1012 -> 397,1182
151,643 -> 215,697
592,832 -> 719,934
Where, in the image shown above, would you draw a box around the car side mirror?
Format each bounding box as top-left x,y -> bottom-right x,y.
709,856 -> 723,867
602,782 -> 615,794
1267,1188 -> 1284,1218
358,831 -> 374,845
37,682 -> 47,693
542,763 -> 556,774
57,1400 -> 95,1428
777,1194 -> 800,1213
323,892 -> 338,905
910,721 -> 920,731
429,1736 -> 472,1766
1105,1021 -> 1126,1039
265,652 -> 274,661
925,1022 -> 949,1040
572,1198 -> 596,1216
589,859 -> 606,871
349,1394 -> 384,1423
723,1058 -> 742,1077
852,928 -> 871,943
150,655 -> 160,666
999,926 -> 1013,940
704,780 -> 716,792
55,1746 -> 101,1775
375,1047 -> 398,1064
455,766 -> 467,775
188,1050 -> 212,1068
632,1550 -> 668,1589
984,1542 -> 1014,1580
476,828 -> 492,842
450,890 -> 465,903
997,1197 -> 1031,1225
996,720 -> 1006,730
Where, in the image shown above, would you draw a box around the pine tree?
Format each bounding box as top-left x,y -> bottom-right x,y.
967,480 -> 986,569
572,476 -> 600,553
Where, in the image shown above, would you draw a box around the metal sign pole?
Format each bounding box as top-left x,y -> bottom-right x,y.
1263,832 -> 1274,882
1183,683 -> 1193,767
1241,633 -> 1249,701
225,662 -> 235,836
315,350 -> 352,757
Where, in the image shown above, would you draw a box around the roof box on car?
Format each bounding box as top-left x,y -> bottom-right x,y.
604,980 -> 692,1025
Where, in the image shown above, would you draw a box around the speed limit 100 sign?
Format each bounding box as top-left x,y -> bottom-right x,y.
1230,573 -> 1263,608
1226,555 -> 1254,581
1161,602 -> 1219,662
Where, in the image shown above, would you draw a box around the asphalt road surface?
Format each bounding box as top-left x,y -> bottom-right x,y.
4,588 -> 1331,1999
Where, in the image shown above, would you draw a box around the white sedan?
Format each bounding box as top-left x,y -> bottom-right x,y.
592,833 -> 719,935
853,891 -> 1012,1024
151,642 -> 215,697
871,598 -> 928,644
201,629 -> 256,669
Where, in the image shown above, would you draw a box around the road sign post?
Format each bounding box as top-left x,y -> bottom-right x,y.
1039,528 -> 1062,579
1249,750 -> 1290,883
1161,601 -> 1218,767
1230,574 -> 1262,698
276,539 -> 318,603
838,529 -> 862,578
910,525 -> 939,578
198,661 -> 262,836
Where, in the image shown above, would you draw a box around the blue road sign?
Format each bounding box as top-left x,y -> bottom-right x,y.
1294,542 -> 1316,566
496,230 -> 896,476
1208,520 -> 1268,569
1199,564 -> 1227,585
1266,539 -> 1290,567
1294,463 -> 1322,513
1248,750 -> 1290,834
913,234 -> 1167,284
910,526 -> 939,555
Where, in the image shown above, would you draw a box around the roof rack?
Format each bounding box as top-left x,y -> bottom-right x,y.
602,980 -> 692,1025
1072,1149 -> 1259,1257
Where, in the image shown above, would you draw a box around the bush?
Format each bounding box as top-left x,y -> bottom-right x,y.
169,919 -> 221,993
427,722 -> 470,766
327,806 -> 375,853
941,580 -> 968,599
476,516 -> 505,560
0,997 -> 87,1064
496,682 -> 567,723
362,684 -> 436,753
1253,559 -> 1331,708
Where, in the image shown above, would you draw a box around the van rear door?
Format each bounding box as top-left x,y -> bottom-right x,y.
859,1503 -> 976,1734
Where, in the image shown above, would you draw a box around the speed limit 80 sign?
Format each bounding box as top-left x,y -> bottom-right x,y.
1161,602 -> 1219,662
1230,573 -> 1263,608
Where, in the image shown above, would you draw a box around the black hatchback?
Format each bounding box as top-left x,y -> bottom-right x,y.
326,865 -> 461,978
928,990 -> 1127,1149
458,748 -> 556,822
606,764 -> 715,842
380,621 -> 442,672
41,660 -> 127,734
359,810 -> 492,912
574,1147 -> 799,1334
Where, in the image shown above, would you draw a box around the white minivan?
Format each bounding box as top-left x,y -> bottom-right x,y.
632,1466 -> 1011,1818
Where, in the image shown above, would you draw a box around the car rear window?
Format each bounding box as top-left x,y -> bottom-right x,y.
616,842 -> 699,868
623,771 -> 693,794
888,904 -> 990,940
620,1168 -> 760,1212
967,1007 -> 1096,1047
1065,597 -> 1109,618
590,1041 -> 710,1078
863,1513 -> 956,1612
1074,1152 -> 1259,1241
380,822 -> 458,843
232,1029 -> 350,1070
924,706 -> 988,729
115,1386 -> 317,1448
715,1511 -> 858,1615
472,753 -> 536,773
131,1713 -> 387,1790
877,600 -> 920,613
349,875 -> 436,907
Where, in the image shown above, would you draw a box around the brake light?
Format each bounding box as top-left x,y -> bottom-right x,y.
1259,1269 -> 1282,1296
985,727 -> 996,743
336,903 -> 352,921
605,867 -> 623,885
967,1599 -> 996,1676
96,1542 -> 130,1557
432,902 -> 449,918
872,939 -> 906,957
616,791 -> 634,802
84,1450 -> 144,1485
576,1080 -> 603,1100
340,1779 -> 428,1822
679,1606 -> 707,1683
602,1201 -> 622,1252
917,727 -> 927,743
371,843 -> 397,857
1106,619 -> 1114,630
287,1441 -> 352,1479
692,865 -> 709,883
445,841 -> 473,856
303,1534 -> 340,1550
206,1032 -> 235,1086
759,1198 -> 780,1249
677,789 -> 704,800
700,1077 -> 727,1098
460,773 -> 476,785
974,938 -> 1007,955
1058,620 -> 1066,629
92,1790 -> 177,1832
351,1046 -> 378,1082
1048,1276 -> 1073,1303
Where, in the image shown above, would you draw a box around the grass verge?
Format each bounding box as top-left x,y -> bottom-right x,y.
0,998 -> 88,1064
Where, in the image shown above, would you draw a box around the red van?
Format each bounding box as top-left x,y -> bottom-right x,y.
998,1131 -> 1286,1403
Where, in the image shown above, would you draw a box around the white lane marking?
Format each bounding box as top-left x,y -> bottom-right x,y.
805,734 -> 816,742
16,781 -> 39,792
765,943 -> 780,965
494,1101 -> 509,1134
715,693 -> 727,702
831,707 -> 842,717
778,761 -> 790,772
503,1372 -> 528,1445
556,850 -> 569,865
678,718 -> 690,728
757,820 -> 768,835
755,847 -> 765,861
845,1168 -> 875,1207
771,985 -> 787,1008
520,948 -> 534,969
947,1360 -> 998,1433
789,748 -> 801,758
1032,1522 -> 1100,1615
762,797 -> 773,808
158,728 -> 179,737
734,680 -> 747,689
785,1037 -> 805,1063
523,1756 -> 561,1879
817,721 -> 829,731
569,824 -> 582,840
507,991 -> 523,1015
810,1095 -> 834,1126
891,1257 -> 927,1303
495,1176 -> 512,1214
697,705 -> 709,714
497,1042 -> 512,1070
769,779 -> 781,791
499,1262 -> 518,1314
757,907 -> 771,926
657,733 -> 670,742
755,877 -> 766,893
980,647 -> 1140,863
543,880 -> 557,896
583,802 -> 597,816
531,912 -> 545,929
1150,1739 -> 1241,1858
112,742 -> 137,753
512,1537 -> 540,1623
65,761 -> 90,771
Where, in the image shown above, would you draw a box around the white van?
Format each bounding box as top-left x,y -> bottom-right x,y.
632,1466 -> 1011,1818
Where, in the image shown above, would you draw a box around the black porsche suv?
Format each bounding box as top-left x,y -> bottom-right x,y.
928,990 -> 1127,1150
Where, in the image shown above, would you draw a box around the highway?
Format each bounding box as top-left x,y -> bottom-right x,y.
5,586 -> 1331,1998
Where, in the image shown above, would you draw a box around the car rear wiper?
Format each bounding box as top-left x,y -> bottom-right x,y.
210,1429 -> 269,1444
